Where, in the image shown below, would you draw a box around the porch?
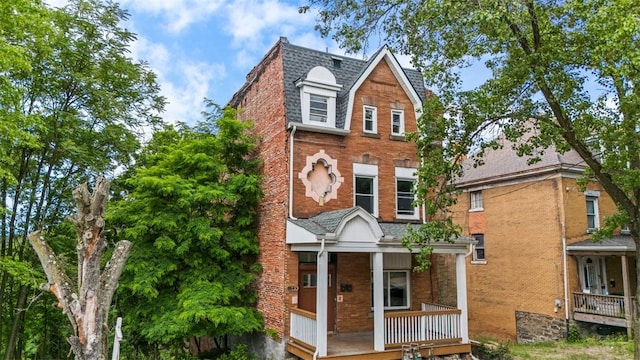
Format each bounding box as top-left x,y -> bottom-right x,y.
288,303 -> 471,359
572,292 -> 629,328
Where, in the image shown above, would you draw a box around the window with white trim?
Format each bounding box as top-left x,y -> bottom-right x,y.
370,253 -> 411,310
472,234 -> 485,262
354,163 -> 378,216
470,190 -> 483,210
395,167 -> 418,219
391,109 -> 404,135
363,106 -> 377,133
586,194 -> 599,232
296,66 -> 342,128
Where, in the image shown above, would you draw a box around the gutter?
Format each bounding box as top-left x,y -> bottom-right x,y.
289,125 -> 297,220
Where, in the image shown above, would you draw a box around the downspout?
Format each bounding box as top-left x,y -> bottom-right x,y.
559,185 -> 570,335
289,125 -> 297,220
313,238 -> 326,360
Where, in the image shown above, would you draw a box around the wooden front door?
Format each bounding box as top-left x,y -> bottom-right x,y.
298,263 -> 336,332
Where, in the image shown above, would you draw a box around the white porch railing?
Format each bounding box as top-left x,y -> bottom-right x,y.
384,303 -> 462,347
289,308 -> 317,348
572,292 -> 627,319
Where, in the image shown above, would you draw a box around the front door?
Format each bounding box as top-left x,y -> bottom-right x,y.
298,263 -> 336,332
579,256 -> 608,295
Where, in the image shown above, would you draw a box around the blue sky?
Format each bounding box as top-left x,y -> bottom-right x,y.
45,0 -> 496,126
48,0 -> 376,125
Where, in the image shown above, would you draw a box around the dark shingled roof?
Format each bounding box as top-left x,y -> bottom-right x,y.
567,235 -> 635,252
280,38 -> 425,129
290,206 -> 419,238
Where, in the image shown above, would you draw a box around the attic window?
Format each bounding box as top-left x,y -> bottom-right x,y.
296,66 -> 343,128
332,56 -> 342,68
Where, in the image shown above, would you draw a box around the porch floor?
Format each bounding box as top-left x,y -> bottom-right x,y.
287,331 -> 471,360
327,332 -> 373,356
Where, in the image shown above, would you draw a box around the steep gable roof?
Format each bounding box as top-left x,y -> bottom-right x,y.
280,38 -> 425,130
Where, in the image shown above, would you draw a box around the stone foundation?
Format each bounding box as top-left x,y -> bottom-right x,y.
515,310 -> 567,343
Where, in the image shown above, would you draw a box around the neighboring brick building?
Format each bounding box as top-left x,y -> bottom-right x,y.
229,37 -> 474,359
448,132 -> 636,342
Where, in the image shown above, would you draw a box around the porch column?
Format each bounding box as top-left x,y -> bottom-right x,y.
622,255 -> 633,338
372,252 -> 385,351
456,253 -> 470,343
316,249 -> 328,357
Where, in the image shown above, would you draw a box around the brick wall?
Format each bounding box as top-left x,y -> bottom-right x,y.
450,174 -> 620,342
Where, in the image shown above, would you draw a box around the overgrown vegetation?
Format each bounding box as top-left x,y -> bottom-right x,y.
473,337 -> 633,360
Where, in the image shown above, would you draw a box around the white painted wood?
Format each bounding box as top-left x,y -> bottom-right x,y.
456,253 -> 469,343
373,252 -> 385,351
622,255 -> 633,338
290,312 -> 317,347
316,250 -> 328,356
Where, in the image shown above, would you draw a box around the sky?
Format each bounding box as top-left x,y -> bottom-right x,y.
46,0 -> 398,125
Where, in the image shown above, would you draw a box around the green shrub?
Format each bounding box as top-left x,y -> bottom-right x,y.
568,324 -> 582,343
472,342 -> 513,360
215,345 -> 255,360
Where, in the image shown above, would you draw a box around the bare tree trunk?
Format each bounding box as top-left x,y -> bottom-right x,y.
28,178 -> 132,360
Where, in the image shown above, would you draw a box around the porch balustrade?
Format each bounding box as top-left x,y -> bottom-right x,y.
572,292 -> 626,318
290,308 -> 317,348
384,303 -> 462,347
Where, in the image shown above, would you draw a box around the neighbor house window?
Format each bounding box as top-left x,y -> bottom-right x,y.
472,234 -> 485,262
354,163 -> 378,216
391,109 -> 404,135
395,167 -> 419,219
470,190 -> 483,210
585,190 -> 600,233
371,271 -> 410,309
363,106 -> 377,133
309,94 -> 328,122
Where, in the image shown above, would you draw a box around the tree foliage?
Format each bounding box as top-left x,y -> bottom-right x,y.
107,106 -> 263,356
0,0 -> 164,357
304,0 -> 640,356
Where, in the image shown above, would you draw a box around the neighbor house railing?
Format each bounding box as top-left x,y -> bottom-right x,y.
384,303 -> 461,347
572,292 -> 627,318
289,308 -> 317,349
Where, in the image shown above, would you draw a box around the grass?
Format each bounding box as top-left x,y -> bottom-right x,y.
505,336 -> 633,360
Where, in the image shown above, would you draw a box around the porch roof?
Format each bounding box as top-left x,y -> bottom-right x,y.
287,206 -> 473,254
566,235 -> 635,254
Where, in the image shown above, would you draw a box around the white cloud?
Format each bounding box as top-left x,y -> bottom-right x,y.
120,0 -> 225,33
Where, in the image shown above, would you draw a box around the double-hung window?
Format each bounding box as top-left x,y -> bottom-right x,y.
391,109 -> 404,135
585,191 -> 600,232
363,106 -> 377,133
470,190 -> 483,211
472,234 -> 485,262
395,167 -> 418,219
309,94 -> 328,123
354,163 -> 378,216
370,254 -> 411,310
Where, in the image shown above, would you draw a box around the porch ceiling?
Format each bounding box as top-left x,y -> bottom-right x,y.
286,206 -> 472,254
567,235 -> 635,255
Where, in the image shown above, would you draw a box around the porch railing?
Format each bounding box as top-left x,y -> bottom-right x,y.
384,303 -> 461,347
290,308 -> 317,348
572,292 -> 626,318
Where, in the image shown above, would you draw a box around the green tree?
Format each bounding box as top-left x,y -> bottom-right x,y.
108,106 -> 263,358
0,0 -> 164,358
304,0 -> 640,355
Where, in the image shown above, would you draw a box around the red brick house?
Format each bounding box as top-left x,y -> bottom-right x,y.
230,37 -> 473,359
449,132 -> 636,342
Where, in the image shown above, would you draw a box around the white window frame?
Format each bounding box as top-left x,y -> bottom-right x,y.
395,167 -> 419,220
470,190 -> 483,211
391,109 -> 405,135
578,256 -> 608,295
371,270 -> 411,310
309,94 -> 328,122
472,234 -> 486,263
363,105 -> 377,133
354,163 -> 378,217
585,190 -> 600,233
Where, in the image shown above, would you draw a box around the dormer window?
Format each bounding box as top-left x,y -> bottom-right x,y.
296,66 -> 342,129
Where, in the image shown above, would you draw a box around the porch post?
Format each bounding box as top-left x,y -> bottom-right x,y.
316,249 -> 328,357
373,252 -> 385,351
456,253 -> 470,343
621,255 -> 633,338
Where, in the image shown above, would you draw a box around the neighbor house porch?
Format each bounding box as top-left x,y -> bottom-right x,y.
567,235 -> 637,337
